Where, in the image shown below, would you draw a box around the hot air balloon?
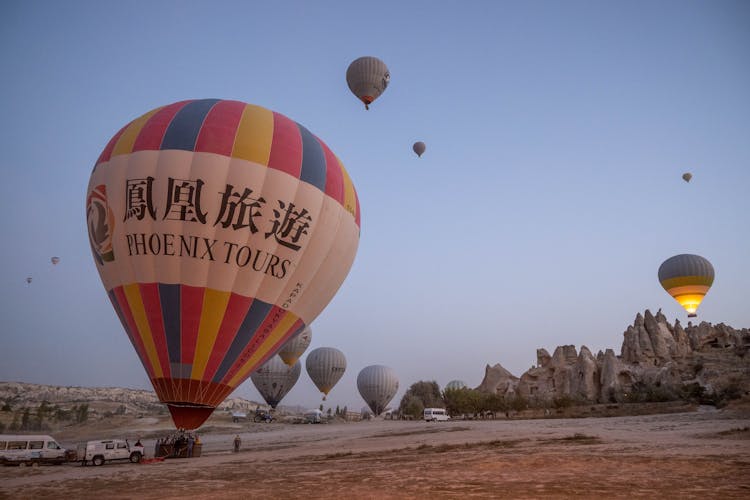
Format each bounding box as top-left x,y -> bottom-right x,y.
305,347 -> 346,400
445,380 -> 467,391
357,365 -> 398,416
346,57 -> 390,110
412,142 -> 426,158
250,356 -> 301,409
51,256 -> 60,265
682,173 -> 692,183
86,99 -> 361,429
26,277 -> 32,284
658,254 -> 714,318
276,326 -> 312,366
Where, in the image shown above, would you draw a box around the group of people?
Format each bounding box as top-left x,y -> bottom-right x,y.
155,429 -> 201,458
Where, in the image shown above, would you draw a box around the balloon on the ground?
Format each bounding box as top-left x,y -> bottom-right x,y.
682,173 -> 692,183
86,99 -> 361,429
250,356 -> 301,409
412,142 -> 426,158
305,347 -> 346,400
51,257 -> 60,265
658,254 -> 714,318
357,365 -> 398,416
445,380 -> 467,391
346,57 -> 390,110
276,326 -> 312,366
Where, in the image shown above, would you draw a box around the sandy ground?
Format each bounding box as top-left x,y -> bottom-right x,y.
1,404 -> 749,499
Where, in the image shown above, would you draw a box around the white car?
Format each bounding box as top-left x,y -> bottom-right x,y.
79,439 -> 144,466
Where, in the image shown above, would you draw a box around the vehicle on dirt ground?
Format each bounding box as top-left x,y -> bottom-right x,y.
79,439 -> 144,466
0,435 -> 68,466
423,408 -> 450,422
253,408 -> 274,423
303,409 -> 323,424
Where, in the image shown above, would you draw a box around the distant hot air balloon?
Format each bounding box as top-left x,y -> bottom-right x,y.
357,365 -> 398,416
86,99 -> 361,429
682,173 -> 692,183
26,277 -> 32,284
658,254 -> 714,318
445,380 -> 467,391
412,142 -> 426,158
346,57 -> 390,110
51,257 -> 60,265
305,347 -> 346,400
276,326 -> 312,366
250,356 -> 301,409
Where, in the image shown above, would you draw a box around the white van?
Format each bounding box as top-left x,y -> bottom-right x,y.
423,408 -> 450,422
0,435 -> 68,466
303,409 -> 323,424
79,439 -> 144,466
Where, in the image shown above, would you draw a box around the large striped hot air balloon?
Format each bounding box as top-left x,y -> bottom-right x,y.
346,57 -> 390,110
357,365 -> 398,416
658,254 -> 714,318
86,99 -> 360,429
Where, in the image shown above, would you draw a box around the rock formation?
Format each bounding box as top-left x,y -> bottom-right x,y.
478,310 -> 750,404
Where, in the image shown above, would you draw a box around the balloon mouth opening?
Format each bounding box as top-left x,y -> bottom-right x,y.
167,403 -> 215,430
361,96 -> 374,110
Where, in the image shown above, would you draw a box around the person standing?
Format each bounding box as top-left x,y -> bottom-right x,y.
233,435 -> 241,453
187,435 -> 195,458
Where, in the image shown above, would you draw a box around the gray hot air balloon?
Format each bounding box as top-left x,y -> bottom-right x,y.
250,356 -> 301,409
445,380 -> 467,391
412,141 -> 426,158
276,326 -> 312,366
346,56 -> 390,110
682,173 -> 692,183
305,347 -> 346,400
357,365 -> 399,416
51,256 -> 60,265
658,253 -> 714,318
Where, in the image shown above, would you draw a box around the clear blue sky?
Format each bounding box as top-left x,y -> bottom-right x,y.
1,0 -> 748,413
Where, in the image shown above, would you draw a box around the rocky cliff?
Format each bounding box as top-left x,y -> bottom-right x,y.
478,310 -> 750,404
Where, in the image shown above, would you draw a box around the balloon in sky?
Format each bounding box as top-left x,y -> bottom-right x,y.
51,256 -> 60,265
275,326 -> 312,366
346,57 -> 390,110
658,254 -> 714,318
445,380 -> 467,391
412,142 -> 426,158
86,99 -> 361,429
305,347 -> 346,400
26,277 -> 32,284
357,365 -> 398,416
682,173 -> 692,183
250,356 -> 301,409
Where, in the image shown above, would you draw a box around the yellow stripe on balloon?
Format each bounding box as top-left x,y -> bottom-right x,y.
665,284 -> 710,298
111,107 -> 162,157
123,283 -> 163,378
338,155 -> 357,219
660,275 -> 713,290
191,289 -> 231,380
227,312 -> 300,387
232,104 -> 273,166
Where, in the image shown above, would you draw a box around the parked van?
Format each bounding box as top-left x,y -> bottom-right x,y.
79,439 -> 144,466
423,408 -> 450,422
0,435 -> 68,466
303,409 -> 323,424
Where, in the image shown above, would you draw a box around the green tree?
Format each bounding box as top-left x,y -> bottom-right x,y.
1,400 -> 11,412
20,408 -> 31,430
398,380 -> 443,419
74,403 -> 89,423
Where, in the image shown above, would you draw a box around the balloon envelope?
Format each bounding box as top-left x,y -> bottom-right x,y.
658,254 -> 714,317
305,347 -> 346,398
412,142 -> 426,158
346,57 -> 390,110
276,326 -> 312,366
445,380 -> 467,391
250,356 -> 301,409
51,257 -> 60,265
682,173 -> 692,183
357,365 -> 398,416
86,99 -> 360,429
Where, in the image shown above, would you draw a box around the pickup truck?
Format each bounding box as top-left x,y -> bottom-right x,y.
78,439 -> 144,466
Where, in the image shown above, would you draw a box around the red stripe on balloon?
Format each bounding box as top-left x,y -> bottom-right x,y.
267,112 -> 302,178
96,123 -> 128,166
194,100 -> 245,156
319,138 -> 345,205
132,100 -> 193,152
112,286 -> 156,379
201,293 -> 253,382
180,284 -> 205,366
138,283 -> 171,379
